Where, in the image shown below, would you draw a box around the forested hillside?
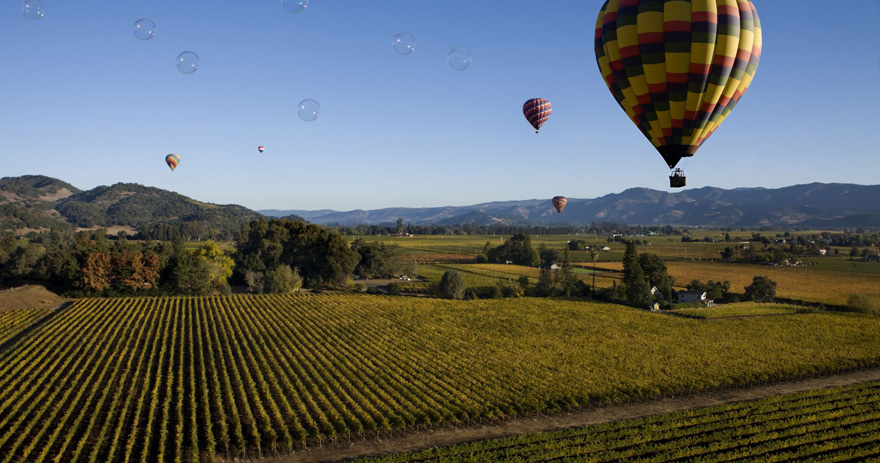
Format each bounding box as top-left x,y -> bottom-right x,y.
0,175 -> 259,240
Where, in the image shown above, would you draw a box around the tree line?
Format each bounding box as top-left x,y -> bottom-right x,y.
1,218 -> 412,297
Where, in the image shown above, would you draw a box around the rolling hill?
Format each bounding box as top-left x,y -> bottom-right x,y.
0,175 -> 259,237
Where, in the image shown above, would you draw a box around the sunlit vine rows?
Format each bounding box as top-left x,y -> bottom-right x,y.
0,307 -> 51,345
358,380 -> 880,462
0,294 -> 878,462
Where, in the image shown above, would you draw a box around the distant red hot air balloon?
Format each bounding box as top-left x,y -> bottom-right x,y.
523,98 -> 552,133
257,146 -> 265,154
552,196 -> 567,213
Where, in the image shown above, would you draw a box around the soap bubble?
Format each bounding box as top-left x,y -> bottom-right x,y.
176,52 -> 199,74
392,33 -> 416,56
297,99 -> 320,122
133,18 -> 156,41
21,0 -> 44,20
282,0 -> 308,13
448,47 -> 472,71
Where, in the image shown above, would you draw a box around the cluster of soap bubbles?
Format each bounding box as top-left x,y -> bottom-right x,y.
21,0 -> 496,127
130,17 -> 200,76
391,32 -> 472,71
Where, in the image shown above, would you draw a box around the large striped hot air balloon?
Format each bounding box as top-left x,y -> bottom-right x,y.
594,0 -> 762,187
523,98 -> 552,133
551,196 -> 567,213
257,145 -> 265,154
165,153 -> 180,171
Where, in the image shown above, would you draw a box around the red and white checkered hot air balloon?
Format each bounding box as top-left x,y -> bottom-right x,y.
257,146 -> 265,154
523,98 -> 552,133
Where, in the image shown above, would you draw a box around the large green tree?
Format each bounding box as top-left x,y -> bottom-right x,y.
235,218 -> 360,288
638,253 -> 675,300
439,270 -> 465,300
622,241 -> 652,306
744,276 -> 777,302
170,251 -> 212,295
488,234 -> 538,266
352,239 -> 402,279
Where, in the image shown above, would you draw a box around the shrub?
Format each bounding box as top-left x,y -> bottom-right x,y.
846,294 -> 879,315
265,265 -> 302,294
439,270 -> 465,300
387,282 -> 403,295
488,285 -> 503,299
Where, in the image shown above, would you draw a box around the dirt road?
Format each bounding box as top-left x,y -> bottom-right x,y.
259,367 -> 880,463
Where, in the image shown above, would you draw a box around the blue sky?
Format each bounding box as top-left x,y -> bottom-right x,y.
1,1 -> 878,211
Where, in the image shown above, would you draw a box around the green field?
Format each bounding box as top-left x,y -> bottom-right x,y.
1,294 -> 879,462
670,302 -> 805,319
356,380 -> 880,462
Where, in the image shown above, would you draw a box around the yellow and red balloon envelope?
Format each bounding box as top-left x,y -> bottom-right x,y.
594,0 -> 762,169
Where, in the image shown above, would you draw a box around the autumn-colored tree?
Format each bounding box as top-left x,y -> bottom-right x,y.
82,252 -> 111,292
117,251 -> 160,291
194,240 -> 235,292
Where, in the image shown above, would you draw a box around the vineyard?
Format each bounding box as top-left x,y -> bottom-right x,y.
1,294 -> 879,462
670,302 -> 805,319
356,380 -> 880,462
0,307 -> 52,345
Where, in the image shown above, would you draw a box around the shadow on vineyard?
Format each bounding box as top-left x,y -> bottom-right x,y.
0,301 -> 71,354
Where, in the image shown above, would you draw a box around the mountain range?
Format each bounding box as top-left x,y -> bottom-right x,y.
2,176 -> 879,232
261,183 -> 880,228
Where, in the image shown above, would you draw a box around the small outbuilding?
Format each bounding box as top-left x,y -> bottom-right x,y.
677,291 -> 707,304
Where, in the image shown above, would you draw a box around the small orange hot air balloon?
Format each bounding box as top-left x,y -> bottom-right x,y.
165,154 -> 180,171
551,196 -> 567,214
257,146 -> 265,154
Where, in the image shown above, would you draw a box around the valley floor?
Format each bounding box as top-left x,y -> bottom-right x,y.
263,366 -> 880,463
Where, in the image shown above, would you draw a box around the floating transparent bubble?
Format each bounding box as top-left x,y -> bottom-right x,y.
21,0 -> 44,20
282,0 -> 308,13
392,33 -> 415,56
297,99 -> 320,122
176,52 -> 199,74
133,18 -> 156,41
448,47 -> 472,71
